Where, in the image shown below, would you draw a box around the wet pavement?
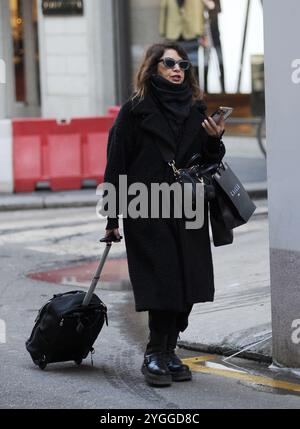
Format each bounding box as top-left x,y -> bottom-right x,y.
1,206 -> 300,408
28,257 -> 131,291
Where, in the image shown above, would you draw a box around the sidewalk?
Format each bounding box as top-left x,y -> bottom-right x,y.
0,136 -> 271,363
178,213 -> 272,363
178,135 -> 271,362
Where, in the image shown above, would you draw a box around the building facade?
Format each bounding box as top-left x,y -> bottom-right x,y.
0,0 -> 119,119
0,0 -> 264,121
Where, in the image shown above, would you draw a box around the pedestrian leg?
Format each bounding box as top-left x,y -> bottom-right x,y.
164,305 -> 193,382
141,310 -> 176,387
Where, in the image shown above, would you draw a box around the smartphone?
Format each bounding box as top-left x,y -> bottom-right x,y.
210,106 -> 234,123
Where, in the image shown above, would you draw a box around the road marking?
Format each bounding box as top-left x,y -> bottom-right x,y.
0,214 -> 99,231
183,356 -> 300,393
183,355 -> 217,372
203,361 -> 246,373
0,220 -> 124,256
0,223 -> 99,245
0,212 -> 113,256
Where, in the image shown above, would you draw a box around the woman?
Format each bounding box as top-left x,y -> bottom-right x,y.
102,42 -> 225,387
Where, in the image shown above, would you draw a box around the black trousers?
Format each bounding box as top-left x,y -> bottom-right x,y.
148,305 -> 193,335
145,306 -> 193,354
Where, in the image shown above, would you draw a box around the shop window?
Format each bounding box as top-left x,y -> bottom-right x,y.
10,0 -> 26,102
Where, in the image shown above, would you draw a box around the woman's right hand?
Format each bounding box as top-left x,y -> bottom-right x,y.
104,228 -> 121,241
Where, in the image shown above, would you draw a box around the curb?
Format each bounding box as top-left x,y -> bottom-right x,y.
0,185 -> 268,213
178,341 -> 272,364
0,193 -> 99,212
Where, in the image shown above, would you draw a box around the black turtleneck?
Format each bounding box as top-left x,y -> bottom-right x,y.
149,74 -> 193,146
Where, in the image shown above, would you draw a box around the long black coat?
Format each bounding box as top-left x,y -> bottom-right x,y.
103,93 -> 226,312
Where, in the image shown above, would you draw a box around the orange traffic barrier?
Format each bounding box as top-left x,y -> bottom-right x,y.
12,116 -> 115,192
107,106 -> 121,118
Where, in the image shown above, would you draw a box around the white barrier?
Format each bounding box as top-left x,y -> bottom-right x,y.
0,119 -> 13,193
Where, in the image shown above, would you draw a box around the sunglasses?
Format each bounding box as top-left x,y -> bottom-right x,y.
158,57 -> 190,71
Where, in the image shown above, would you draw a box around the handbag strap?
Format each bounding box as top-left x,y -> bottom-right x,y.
150,122 -> 181,176
149,93 -> 179,168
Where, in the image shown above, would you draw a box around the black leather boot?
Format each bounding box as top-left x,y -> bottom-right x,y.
141,331 -> 172,387
165,330 -> 192,382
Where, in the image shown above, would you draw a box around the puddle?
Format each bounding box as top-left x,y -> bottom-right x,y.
28,257 -> 131,290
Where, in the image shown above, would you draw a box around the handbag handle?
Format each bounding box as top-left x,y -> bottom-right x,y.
199,163 -> 220,176
185,153 -> 202,168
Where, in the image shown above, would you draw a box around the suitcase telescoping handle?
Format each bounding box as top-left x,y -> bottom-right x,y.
82,232 -> 123,307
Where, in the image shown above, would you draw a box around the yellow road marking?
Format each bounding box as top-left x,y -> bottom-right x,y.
182,356 -> 300,393
183,355 -> 217,371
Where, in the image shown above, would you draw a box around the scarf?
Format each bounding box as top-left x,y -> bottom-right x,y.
149,74 -> 193,143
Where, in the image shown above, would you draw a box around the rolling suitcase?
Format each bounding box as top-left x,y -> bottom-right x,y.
25,233 -> 123,370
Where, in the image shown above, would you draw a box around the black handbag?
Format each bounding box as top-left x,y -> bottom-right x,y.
155,141 -> 235,244
185,154 -> 257,229
155,145 -> 212,207
168,159 -> 205,209
166,152 -> 218,203
187,154 -> 235,245
209,198 -> 234,246
211,161 -> 257,230
185,153 -> 219,202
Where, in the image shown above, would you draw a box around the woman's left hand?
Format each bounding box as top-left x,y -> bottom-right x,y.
202,115 -> 225,138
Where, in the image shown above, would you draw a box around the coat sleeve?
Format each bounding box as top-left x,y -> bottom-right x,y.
201,134 -> 226,165
103,102 -> 134,230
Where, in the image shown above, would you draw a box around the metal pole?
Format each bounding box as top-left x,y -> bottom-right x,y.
112,0 -> 132,104
237,0 -> 251,93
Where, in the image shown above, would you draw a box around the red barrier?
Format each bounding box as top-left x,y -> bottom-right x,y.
13,116 -> 115,192
107,106 -> 121,118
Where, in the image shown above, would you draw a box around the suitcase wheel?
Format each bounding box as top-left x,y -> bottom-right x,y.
34,356 -> 47,370
74,359 -> 83,366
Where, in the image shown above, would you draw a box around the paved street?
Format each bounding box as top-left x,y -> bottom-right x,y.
1,0 -> 299,412
1,205 -> 300,409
